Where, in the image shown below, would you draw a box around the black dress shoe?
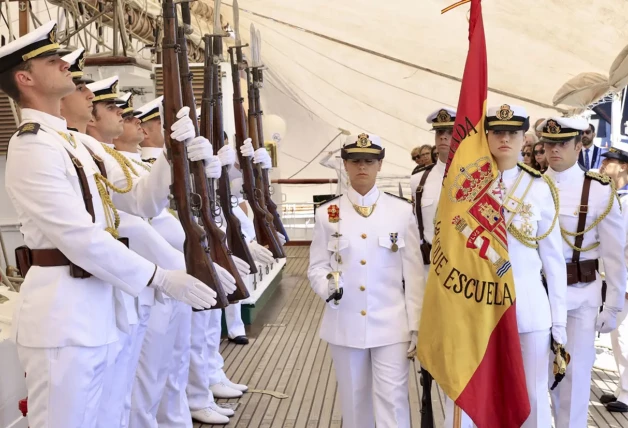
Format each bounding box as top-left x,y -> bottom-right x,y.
600,393 -> 618,404
607,401 -> 628,412
228,335 -> 249,345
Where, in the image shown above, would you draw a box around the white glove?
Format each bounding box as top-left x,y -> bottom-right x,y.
213,262 -> 237,295
407,331 -> 418,359
240,138 -> 254,157
218,145 -> 236,167
596,307 -> 620,333
248,240 -> 274,265
551,324 -> 567,345
170,106 -> 195,142
253,147 -> 272,169
231,255 -> 251,278
149,266 -> 217,310
277,232 -> 287,246
186,136 -> 213,162
203,156 -> 222,179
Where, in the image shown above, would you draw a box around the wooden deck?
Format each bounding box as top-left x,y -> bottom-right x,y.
195,246 -> 628,428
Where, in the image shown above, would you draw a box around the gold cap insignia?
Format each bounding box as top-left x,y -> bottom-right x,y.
78,54 -> 86,71
128,94 -> 134,108
547,120 -> 561,135
436,109 -> 452,123
49,26 -> 57,43
496,104 -> 514,121
356,133 -> 372,148
111,81 -> 118,95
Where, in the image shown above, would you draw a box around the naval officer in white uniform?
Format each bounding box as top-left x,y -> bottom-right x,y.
443,105 -> 567,428
308,133 -> 424,428
543,117 -> 627,427
410,107 -> 456,265
596,146 -> 628,413
0,21 -> 217,428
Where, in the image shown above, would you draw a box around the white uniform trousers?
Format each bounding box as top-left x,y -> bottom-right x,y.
329,342 -> 410,428
225,302 -> 246,338
129,299 -> 188,428
610,300 -> 628,402
97,304 -> 152,428
121,304 -> 152,427
550,306 -> 598,428
156,302 -> 193,428
443,330 -> 551,428
187,308 -> 222,410
17,343 -> 114,428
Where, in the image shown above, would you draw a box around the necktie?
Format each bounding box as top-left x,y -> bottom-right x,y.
584,148 -> 590,170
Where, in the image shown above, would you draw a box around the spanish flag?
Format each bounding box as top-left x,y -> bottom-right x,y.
417,0 -> 530,426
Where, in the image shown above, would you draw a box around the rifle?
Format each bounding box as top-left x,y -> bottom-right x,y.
420,368 -> 435,428
175,5 -> 250,302
206,13 -> 257,275
250,30 -> 289,243
161,0 -> 228,309
227,17 -> 284,258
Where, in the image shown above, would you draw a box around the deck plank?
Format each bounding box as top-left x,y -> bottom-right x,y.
195,246 -> 628,428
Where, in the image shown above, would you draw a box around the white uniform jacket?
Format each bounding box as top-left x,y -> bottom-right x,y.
71,132 -> 171,219
119,151 -> 186,254
409,159 -> 445,245
546,164 -> 627,310
5,109 -> 155,348
501,166 -> 567,332
308,186 -> 425,349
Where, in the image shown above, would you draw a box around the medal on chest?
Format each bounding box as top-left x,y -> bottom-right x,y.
327,205 -> 340,223
390,232 -> 399,252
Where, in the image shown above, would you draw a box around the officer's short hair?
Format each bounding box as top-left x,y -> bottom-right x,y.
0,61 -> 32,103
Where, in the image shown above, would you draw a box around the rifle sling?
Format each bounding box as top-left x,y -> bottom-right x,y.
572,176 -> 592,263
415,167 -> 433,244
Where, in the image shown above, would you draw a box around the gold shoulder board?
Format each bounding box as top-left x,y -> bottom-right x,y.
518,162 -> 542,178
586,171 -> 611,185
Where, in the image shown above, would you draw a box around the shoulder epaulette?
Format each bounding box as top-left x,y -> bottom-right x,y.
385,192 -> 412,203
517,162 -> 542,178
16,122 -> 41,136
412,163 -> 435,176
316,194 -> 342,207
586,171 -> 612,185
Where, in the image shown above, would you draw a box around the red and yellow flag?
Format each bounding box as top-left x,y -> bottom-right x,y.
417,1 -> 530,426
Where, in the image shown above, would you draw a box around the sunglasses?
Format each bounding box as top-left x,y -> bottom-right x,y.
412,155 -> 421,160
583,129 -> 593,135
522,152 -> 532,157
534,150 -> 545,155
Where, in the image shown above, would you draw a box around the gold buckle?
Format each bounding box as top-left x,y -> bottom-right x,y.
71,157 -> 83,169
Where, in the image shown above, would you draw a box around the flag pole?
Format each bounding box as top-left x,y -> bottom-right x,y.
453,403 -> 462,428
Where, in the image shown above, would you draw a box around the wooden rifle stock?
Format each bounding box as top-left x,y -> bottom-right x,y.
161,0 -> 228,309
176,25 -> 249,302
251,67 -> 289,242
244,69 -> 286,259
208,35 -> 258,278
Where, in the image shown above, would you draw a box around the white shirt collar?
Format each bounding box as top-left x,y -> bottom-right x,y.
546,162 -> 582,183
21,108 -> 68,132
500,165 -> 520,181
141,147 -> 164,160
347,184 -> 380,206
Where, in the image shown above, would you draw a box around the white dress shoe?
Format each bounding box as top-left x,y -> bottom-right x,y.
190,407 -> 229,424
210,381 -> 244,399
209,401 -> 235,417
222,376 -> 249,393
